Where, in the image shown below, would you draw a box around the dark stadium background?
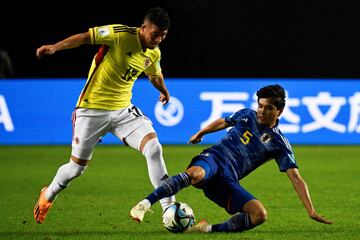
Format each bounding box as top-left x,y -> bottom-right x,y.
1,0 -> 359,79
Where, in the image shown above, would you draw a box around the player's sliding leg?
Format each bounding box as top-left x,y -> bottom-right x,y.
211,212 -> 256,232
193,208 -> 264,233
195,192 -> 266,232
189,212 -> 255,233
191,172 -> 266,233
130,158 -> 210,222
130,172 -> 191,222
33,159 -> 87,223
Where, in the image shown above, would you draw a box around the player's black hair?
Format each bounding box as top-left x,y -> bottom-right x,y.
256,84 -> 286,110
144,7 -> 171,30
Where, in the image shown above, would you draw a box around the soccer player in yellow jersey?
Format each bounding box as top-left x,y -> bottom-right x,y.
33,7 -> 175,224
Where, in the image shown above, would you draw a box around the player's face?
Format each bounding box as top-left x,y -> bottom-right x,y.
140,21 -> 168,49
256,98 -> 282,128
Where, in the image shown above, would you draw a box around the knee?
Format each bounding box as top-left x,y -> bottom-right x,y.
251,208 -> 267,225
243,200 -> 267,225
142,138 -> 162,158
186,166 -> 205,185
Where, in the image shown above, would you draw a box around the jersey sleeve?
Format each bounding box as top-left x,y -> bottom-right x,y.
225,109 -> 248,126
88,24 -> 120,47
274,144 -> 298,172
144,51 -> 162,77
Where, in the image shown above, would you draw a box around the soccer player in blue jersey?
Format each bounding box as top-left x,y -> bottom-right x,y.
130,84 -> 333,232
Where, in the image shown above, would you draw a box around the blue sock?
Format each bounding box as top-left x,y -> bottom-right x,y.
212,212 -> 255,232
146,172 -> 191,205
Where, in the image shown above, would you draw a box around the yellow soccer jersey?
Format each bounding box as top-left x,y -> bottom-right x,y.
76,24 -> 162,110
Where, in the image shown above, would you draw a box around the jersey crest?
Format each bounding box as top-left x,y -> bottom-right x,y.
260,131 -> 272,144
144,57 -> 151,68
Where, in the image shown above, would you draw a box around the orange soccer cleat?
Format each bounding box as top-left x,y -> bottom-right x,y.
33,187 -> 53,224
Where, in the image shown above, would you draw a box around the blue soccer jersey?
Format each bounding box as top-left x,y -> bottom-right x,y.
204,109 -> 298,180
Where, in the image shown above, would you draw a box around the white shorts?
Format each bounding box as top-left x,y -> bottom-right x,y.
71,104 -> 155,160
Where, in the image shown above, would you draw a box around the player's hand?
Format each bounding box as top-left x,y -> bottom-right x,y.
309,211 -> 333,224
187,133 -> 203,144
36,45 -> 56,59
159,92 -> 170,105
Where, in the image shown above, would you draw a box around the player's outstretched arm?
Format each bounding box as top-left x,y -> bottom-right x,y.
36,32 -> 91,59
286,168 -> 333,225
188,118 -> 230,144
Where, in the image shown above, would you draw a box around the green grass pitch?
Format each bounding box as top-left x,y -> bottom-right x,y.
0,145 -> 359,239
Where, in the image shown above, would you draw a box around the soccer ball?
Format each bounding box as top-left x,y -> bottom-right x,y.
162,201 -> 195,233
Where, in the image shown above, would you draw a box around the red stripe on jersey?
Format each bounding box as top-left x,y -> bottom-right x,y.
95,45 -> 109,66
76,45 -> 109,108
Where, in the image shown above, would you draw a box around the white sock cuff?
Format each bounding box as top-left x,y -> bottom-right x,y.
68,159 -> 87,175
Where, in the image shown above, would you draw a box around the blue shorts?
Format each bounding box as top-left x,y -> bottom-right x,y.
188,153 -> 256,214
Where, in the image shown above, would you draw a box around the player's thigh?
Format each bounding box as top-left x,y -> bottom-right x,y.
202,179 -> 256,214
227,182 -> 257,214
111,105 -> 155,151
71,108 -> 111,160
122,123 -> 156,151
200,178 -> 231,211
